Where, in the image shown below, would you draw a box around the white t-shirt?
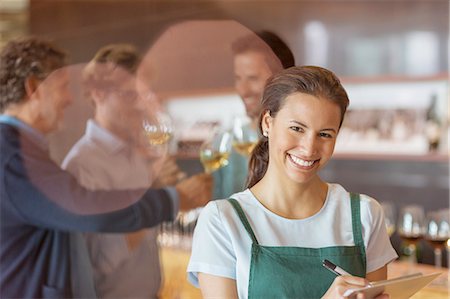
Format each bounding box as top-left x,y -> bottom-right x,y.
187,183 -> 398,299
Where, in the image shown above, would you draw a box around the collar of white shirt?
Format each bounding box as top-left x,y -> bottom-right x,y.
85,119 -> 133,156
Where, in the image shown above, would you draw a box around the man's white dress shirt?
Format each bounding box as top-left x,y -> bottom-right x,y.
63,119 -> 162,299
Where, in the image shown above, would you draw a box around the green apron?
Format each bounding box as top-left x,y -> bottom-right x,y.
228,193 -> 366,299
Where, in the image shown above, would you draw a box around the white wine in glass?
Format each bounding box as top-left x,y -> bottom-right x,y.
232,116 -> 259,157
200,150 -> 230,174
142,111 -> 173,146
199,130 -> 232,174
144,130 -> 173,146
232,141 -> 257,156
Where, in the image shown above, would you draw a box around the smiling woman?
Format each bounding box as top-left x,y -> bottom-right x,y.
261,92 -> 341,186
187,66 -> 398,299
247,66 -> 349,189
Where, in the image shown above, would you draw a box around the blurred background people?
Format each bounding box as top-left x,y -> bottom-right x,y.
62,43 -> 212,298
233,31 -> 296,125
0,37 -> 210,299
213,31 -> 295,199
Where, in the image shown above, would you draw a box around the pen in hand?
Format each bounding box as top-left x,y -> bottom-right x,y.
322,259 -> 352,276
322,259 -> 373,287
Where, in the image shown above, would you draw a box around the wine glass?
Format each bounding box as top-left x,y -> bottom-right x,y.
199,128 -> 232,174
381,202 -> 396,237
232,115 -> 259,157
141,110 -> 174,173
425,210 -> 450,268
397,205 -> 425,264
142,110 -> 173,147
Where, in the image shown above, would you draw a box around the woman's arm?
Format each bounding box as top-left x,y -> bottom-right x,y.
366,264 -> 388,281
198,273 -> 238,299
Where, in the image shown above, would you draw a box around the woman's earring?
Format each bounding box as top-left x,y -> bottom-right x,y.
263,131 -> 269,138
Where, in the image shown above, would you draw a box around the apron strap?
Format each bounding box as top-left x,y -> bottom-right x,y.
350,193 -> 364,247
227,198 -> 259,245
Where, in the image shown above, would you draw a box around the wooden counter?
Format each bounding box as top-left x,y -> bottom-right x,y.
159,247 -> 201,299
159,247 -> 449,299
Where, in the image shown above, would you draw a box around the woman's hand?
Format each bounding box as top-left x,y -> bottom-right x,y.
321,275 -> 389,299
321,275 -> 367,299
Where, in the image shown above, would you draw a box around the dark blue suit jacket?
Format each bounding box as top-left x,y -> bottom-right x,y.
0,123 -> 175,298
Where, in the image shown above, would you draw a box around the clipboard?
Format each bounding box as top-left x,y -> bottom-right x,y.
343,272 -> 442,299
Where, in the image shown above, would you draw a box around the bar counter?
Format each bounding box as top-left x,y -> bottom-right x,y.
159,247 -> 449,299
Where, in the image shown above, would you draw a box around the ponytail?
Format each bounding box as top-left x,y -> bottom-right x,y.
246,137 -> 269,188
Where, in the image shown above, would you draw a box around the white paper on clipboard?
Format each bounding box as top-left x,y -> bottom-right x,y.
343,272 -> 442,299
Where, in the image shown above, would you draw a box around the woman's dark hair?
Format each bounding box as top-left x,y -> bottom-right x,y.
246,66 -> 349,188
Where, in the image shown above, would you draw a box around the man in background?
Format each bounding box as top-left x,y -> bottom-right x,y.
0,37 -> 210,298
213,31 -> 295,199
233,31 -> 295,126
62,43 -> 212,298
